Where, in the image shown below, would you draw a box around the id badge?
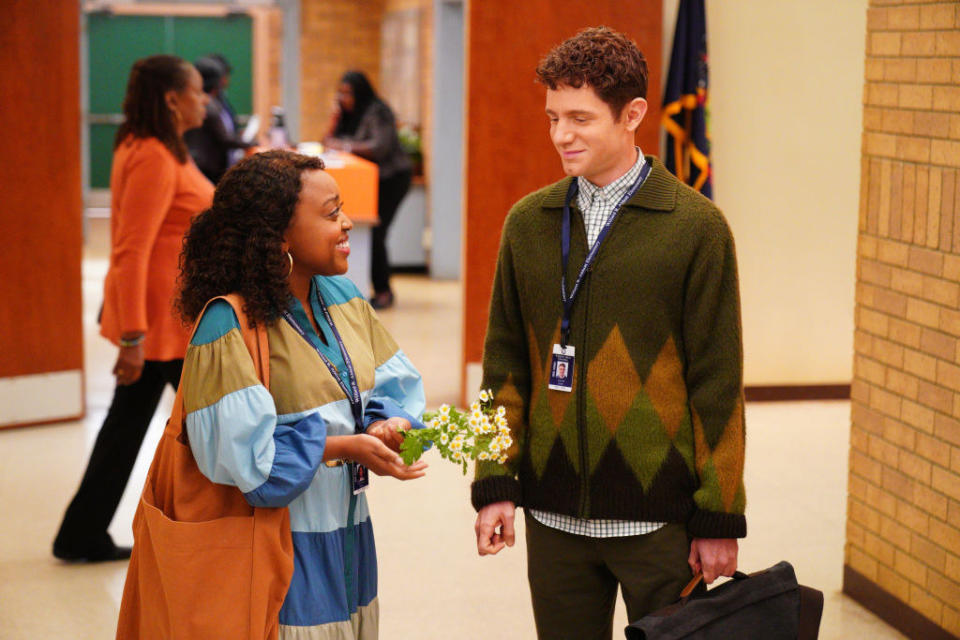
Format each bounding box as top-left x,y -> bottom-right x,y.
351,462 -> 370,494
548,344 -> 575,392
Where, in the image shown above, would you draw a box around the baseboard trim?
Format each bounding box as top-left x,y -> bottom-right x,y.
843,565 -> 959,640
0,413 -> 85,431
744,384 -> 851,402
0,370 -> 85,428
392,264 -> 428,275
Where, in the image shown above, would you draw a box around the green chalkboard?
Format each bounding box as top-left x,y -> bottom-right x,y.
86,12 -> 253,188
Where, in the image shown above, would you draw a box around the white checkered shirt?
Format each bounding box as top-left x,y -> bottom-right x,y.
528,509 -> 666,538
530,148 -> 665,539
577,147 -> 647,247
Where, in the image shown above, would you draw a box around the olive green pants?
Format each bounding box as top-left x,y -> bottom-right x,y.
525,512 -> 692,640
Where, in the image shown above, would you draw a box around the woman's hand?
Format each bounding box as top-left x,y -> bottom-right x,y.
348,433 -> 427,481
324,138 -> 351,153
323,100 -> 342,139
366,417 -> 411,453
113,343 -> 145,386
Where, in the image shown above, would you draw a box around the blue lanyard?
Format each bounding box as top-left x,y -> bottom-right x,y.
281,288 -> 364,433
560,161 -> 651,346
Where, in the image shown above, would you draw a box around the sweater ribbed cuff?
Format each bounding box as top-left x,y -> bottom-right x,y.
471,476 -> 522,512
687,509 -> 747,539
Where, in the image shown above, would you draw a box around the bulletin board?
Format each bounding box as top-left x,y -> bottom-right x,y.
86,11 -> 253,188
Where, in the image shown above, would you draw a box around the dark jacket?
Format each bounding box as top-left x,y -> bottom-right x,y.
185,97 -> 250,184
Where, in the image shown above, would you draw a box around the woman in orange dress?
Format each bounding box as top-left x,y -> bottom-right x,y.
53,55 -> 213,562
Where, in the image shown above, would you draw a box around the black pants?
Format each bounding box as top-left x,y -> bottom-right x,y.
525,513 -> 692,640
371,169 -> 412,295
53,359 -> 183,555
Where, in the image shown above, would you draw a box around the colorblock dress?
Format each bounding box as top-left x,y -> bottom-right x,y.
181,276 -> 425,639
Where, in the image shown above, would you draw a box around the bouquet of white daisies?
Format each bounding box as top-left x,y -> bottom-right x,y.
399,390 -> 513,475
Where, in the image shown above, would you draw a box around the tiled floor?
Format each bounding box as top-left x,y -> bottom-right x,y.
0,219 -> 907,639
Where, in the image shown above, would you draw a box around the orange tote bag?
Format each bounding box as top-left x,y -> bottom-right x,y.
116,295 -> 294,640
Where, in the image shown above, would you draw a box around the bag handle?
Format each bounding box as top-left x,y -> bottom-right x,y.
222,293 -> 270,390
679,573 -> 703,598
678,570 -> 751,600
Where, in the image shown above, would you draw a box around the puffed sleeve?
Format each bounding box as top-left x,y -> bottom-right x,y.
182,300 -> 328,508
361,301 -> 427,431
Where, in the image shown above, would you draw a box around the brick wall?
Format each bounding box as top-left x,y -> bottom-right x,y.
381,0 -> 434,178
299,0 -> 386,142
846,2 -> 960,636
298,0 -> 432,177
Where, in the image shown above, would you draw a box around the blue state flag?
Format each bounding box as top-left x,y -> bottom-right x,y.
663,0 -> 712,198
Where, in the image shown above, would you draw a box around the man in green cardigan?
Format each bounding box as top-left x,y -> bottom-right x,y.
472,27 -> 747,638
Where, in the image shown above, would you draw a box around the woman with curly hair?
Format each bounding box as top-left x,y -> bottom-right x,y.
54,54 -> 212,563
164,150 -> 426,638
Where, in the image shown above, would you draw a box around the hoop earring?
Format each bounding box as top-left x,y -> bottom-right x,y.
286,251 -> 294,277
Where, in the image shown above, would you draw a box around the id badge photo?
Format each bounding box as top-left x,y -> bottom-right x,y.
548,344 -> 575,392
351,462 -> 370,494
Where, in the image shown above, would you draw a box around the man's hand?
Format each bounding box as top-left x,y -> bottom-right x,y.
475,501 -> 516,556
366,417 -> 410,453
689,538 -> 738,584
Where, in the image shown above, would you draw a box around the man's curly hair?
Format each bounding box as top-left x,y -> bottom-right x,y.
177,150 -> 325,327
536,26 -> 648,119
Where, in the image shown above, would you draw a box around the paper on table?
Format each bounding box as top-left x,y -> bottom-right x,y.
296,141 -> 323,157
241,114 -> 260,144
319,150 -> 346,169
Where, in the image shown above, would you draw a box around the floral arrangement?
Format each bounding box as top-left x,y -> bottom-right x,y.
399,389 -> 513,474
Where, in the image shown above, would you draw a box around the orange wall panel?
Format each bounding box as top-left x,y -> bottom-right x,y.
0,2 -> 83,378
462,3 -> 662,398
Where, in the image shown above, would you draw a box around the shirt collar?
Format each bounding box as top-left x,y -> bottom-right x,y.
577,146 -> 645,205
541,156 -> 677,212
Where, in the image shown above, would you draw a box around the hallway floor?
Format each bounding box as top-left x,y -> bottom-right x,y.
0,219 -> 906,639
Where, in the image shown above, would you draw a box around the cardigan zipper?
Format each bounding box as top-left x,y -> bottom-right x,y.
573,205 -> 630,518
576,266 -> 592,518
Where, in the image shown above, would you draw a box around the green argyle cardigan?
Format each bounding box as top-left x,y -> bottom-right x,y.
472,157 -> 747,539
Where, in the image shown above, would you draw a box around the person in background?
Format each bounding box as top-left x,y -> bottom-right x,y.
208,53 -> 238,133
53,54 -> 213,562
166,150 -> 428,637
324,70 -> 412,310
472,27 -> 746,639
184,55 -> 252,184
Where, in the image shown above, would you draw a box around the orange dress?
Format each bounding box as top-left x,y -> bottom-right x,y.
100,137 -> 214,361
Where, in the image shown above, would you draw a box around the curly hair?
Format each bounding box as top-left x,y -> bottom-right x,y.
176,150 -> 326,326
114,55 -> 193,163
535,26 -> 648,119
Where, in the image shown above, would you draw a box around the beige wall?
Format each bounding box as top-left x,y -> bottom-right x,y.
664,0 -> 867,385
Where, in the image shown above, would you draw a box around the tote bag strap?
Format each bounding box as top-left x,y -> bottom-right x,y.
222,293 -> 270,390
166,294 -> 271,441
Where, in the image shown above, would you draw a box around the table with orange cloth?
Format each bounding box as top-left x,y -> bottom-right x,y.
320,151 -> 379,293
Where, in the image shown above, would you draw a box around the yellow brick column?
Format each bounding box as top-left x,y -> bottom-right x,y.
845,2 -> 960,638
